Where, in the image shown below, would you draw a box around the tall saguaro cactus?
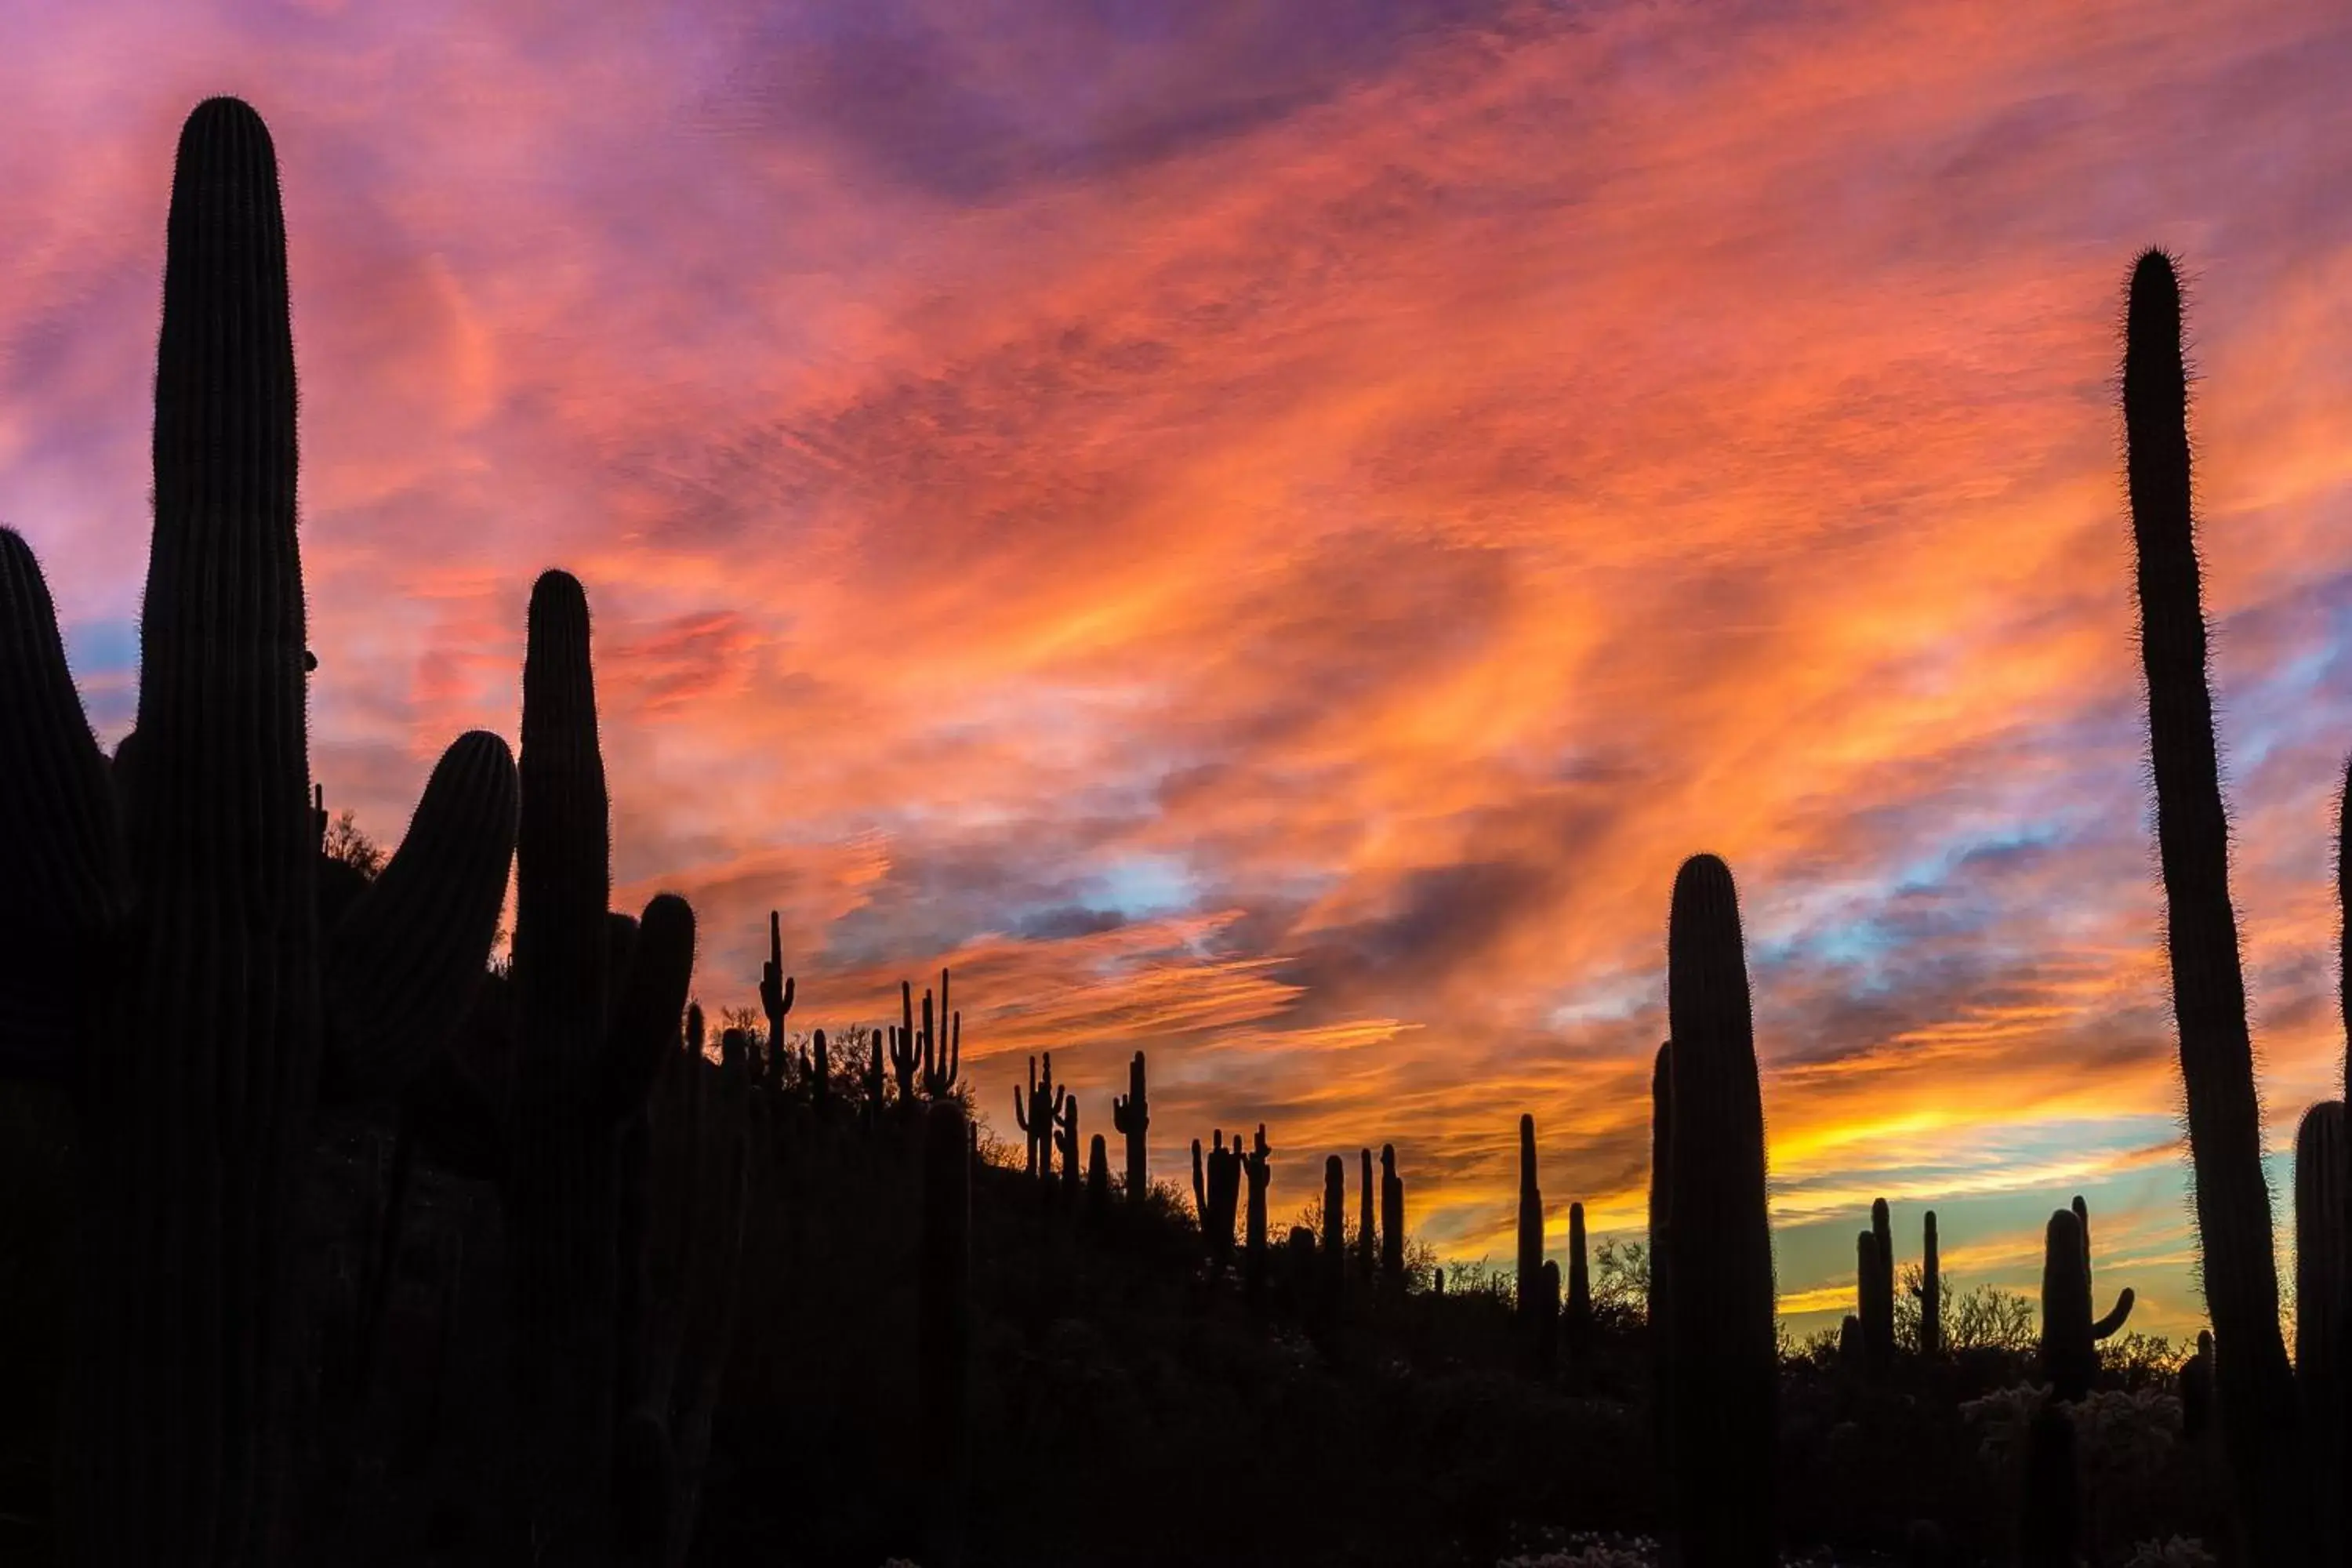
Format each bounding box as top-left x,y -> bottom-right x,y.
1565,1201 -> 1594,1363
0,99 -> 520,1568
1664,855 -> 1777,1566
1380,1144 -> 1405,1291
2040,1205 -> 2134,1402
1112,1050 -> 1149,1201
1517,1112 -> 1545,1363
1917,1210 -> 1943,1357
1245,1125 -> 1272,1311
2122,248 -> 2306,1556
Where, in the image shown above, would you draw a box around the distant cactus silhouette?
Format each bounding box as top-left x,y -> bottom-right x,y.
1357,1147 -> 1377,1283
2039,1201 -> 2133,1402
1203,1131 -> 1243,1270
1013,1053 -> 1065,1181
1915,1210 -> 1943,1356
1859,1197 -> 1896,1377
1192,1136 -> 1207,1219
0,98 -> 517,1564
1056,1094 -> 1081,1200
1323,1154 -> 1348,1314
920,1100 -> 972,1568
759,908 -> 795,1084
1564,1200 -> 1593,1363
920,970 -> 961,1098
1380,1144 -> 1405,1291
1244,1124 -> 1272,1311
1087,1133 -> 1110,1218
1517,1112 -> 1545,1370
1112,1050 -> 1149,1202
891,980 -> 920,1102
1662,855 -> 1776,1565
2123,246 -> 2307,1555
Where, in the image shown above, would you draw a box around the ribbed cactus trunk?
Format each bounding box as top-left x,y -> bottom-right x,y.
69,97 -> 316,1568
1664,855 -> 1777,1567
508,568 -> 620,1544
2296,1102 -> 2346,1563
1380,1144 -> 1404,1292
2123,248 -> 2307,1563
920,1101 -> 972,1568
1918,1211 -> 1942,1356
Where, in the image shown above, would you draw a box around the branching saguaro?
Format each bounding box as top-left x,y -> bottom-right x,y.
0,98 -> 517,1568
2122,248 -> 2307,1559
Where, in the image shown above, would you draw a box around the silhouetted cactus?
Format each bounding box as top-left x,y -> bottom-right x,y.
1112,1050 -> 1149,1202
2020,1402 -> 2079,1568
1012,1053 -> 1065,1181
615,991 -> 751,1568
506,566 -> 700,1553
1358,1147 -> 1377,1283
1915,1210 -> 1943,1356
865,1024 -> 886,1129
1323,1154 -> 1348,1314
2123,246 -> 2307,1555
1537,1259 -> 1562,1378
920,1099 -> 972,1568
1203,1130 -> 1243,1271
2296,1100 -> 2347,1559
1860,1197 -> 1895,1377
1192,1136 -> 1207,1220
1245,1124 -> 1272,1312
1564,1200 -> 1593,1363
1517,1112 -> 1546,1368
891,980 -> 920,1102
1663,855 -> 1777,1566
1056,1094 -> 1081,1200
920,969 -> 960,1098
0,99 -> 518,1565
1380,1144 -> 1405,1291
1647,1040 -> 1675,1528
1087,1133 -> 1110,1218
2039,1203 -> 2133,1402
759,909 -> 795,1093
2181,1329 -> 2216,1442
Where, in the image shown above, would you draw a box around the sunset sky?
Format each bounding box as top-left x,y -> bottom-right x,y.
6,0 -> 2352,1339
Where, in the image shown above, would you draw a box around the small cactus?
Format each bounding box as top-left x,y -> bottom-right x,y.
1087,1133 -> 1110,1218
1915,1210 -> 1944,1356
1564,1200 -> 1594,1362
1244,1125 -> 1272,1311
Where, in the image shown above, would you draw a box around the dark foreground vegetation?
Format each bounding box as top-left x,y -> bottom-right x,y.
0,99 -> 2347,1568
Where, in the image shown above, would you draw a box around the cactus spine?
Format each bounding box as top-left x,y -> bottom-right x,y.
1663,855 -> 1777,1566
1380,1144 -> 1405,1291
1112,1050 -> 1149,1202
2123,247 -> 2307,1556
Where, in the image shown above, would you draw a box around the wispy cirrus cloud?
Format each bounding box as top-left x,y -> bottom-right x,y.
5,0 -> 2351,1334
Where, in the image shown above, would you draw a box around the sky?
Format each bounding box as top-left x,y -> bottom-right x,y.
5,0 -> 2351,1341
